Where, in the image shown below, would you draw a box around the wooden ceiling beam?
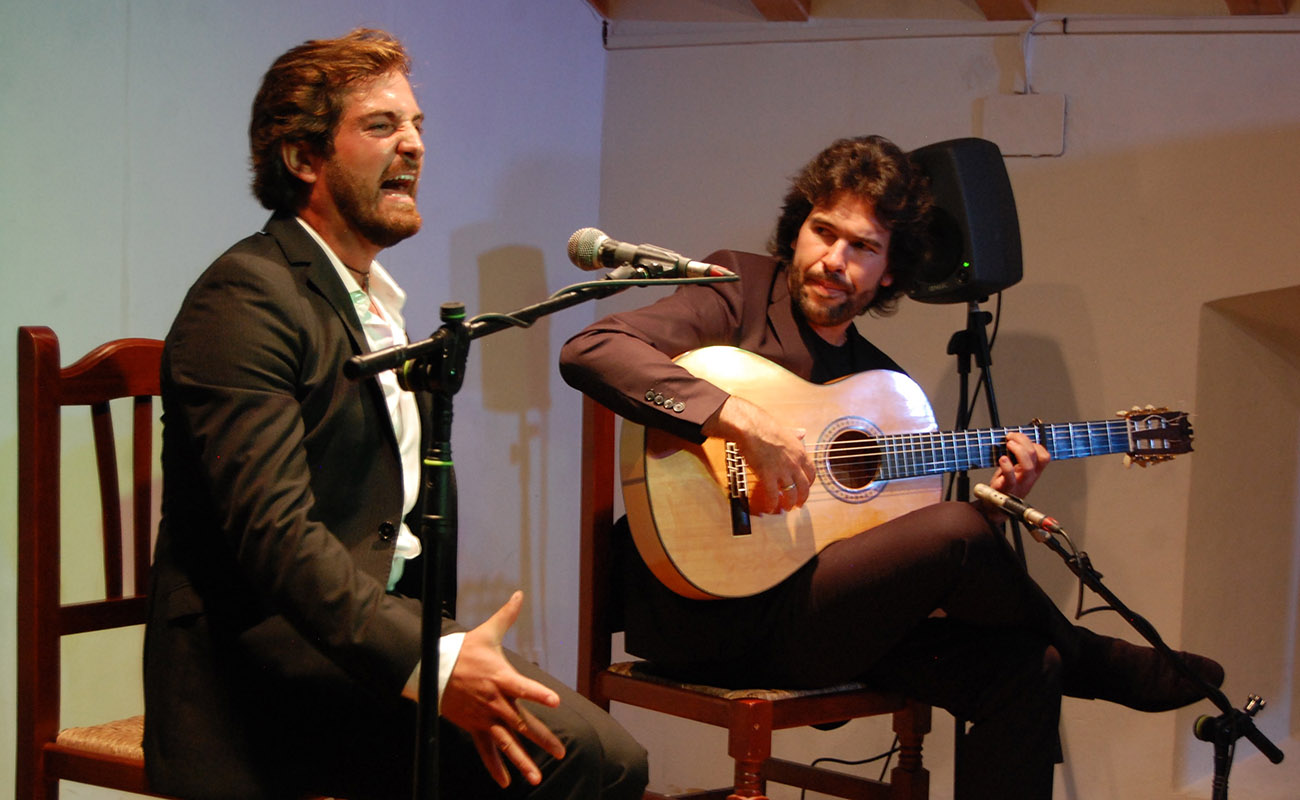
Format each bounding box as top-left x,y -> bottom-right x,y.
751,0 -> 811,22
974,0 -> 1038,20
592,0 -> 1291,22
1225,0 -> 1291,13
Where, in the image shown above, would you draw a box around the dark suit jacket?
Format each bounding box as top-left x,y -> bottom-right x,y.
143,214 -> 447,798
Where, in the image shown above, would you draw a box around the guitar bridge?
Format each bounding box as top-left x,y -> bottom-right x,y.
725,441 -> 752,537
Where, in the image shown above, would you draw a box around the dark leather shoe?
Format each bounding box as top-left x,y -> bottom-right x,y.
1064,627 -> 1224,712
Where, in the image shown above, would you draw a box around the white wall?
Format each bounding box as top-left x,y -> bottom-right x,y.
5,3 -> 1299,799
0,0 -> 607,795
592,14 -> 1300,800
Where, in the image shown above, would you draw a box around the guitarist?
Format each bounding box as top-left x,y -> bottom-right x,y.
559,135 -> 1223,799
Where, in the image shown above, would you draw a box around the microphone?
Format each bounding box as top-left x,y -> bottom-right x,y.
972,483 -> 1063,537
567,227 -> 735,278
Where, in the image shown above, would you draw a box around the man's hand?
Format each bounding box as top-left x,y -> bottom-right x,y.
439,591 -> 566,788
982,432 -> 1051,523
703,395 -> 815,515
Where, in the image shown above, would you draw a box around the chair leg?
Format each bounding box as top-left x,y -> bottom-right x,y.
726,700 -> 772,800
889,701 -> 932,800
725,763 -> 768,800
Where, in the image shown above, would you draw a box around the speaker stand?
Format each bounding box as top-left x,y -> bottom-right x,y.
945,296 -> 1032,793
945,298 -> 1028,562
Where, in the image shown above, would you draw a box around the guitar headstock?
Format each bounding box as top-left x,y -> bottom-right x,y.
1117,405 -> 1193,467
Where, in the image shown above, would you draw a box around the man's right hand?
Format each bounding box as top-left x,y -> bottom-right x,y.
438,591 -> 566,788
702,395 -> 814,515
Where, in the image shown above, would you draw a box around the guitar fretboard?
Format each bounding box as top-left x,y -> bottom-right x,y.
876,419 -> 1156,480
724,412 -> 1188,495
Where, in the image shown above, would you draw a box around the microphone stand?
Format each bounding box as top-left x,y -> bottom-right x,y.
1028,520 -> 1285,799
947,297 -> 1284,795
344,270 -> 736,800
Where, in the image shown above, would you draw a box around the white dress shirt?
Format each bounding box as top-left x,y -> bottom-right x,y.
297,217 -> 463,706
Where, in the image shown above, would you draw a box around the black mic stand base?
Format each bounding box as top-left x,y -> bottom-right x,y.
1194,694 -> 1274,800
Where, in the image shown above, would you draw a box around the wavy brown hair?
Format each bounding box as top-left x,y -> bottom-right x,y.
769,135 -> 933,316
249,28 -> 411,212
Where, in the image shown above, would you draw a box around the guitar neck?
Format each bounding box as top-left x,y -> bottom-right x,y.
879,420 -> 1135,480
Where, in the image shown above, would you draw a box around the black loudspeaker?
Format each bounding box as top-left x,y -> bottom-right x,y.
906,138 -> 1022,304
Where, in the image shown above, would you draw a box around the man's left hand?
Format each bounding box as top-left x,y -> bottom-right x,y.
439,591 -> 566,788
989,431 -> 1050,499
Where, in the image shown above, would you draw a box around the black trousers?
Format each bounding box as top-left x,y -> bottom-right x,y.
437,650 -> 650,800
197,596 -> 647,800
622,501 -> 1076,800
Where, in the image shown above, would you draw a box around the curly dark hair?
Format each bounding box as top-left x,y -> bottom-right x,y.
768,135 -> 933,316
249,28 -> 411,212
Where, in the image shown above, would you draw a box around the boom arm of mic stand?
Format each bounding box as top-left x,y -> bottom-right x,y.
345,272 -> 737,381
1035,531 -> 1284,766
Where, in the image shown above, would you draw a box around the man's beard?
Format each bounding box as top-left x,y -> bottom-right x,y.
328,160 -> 422,248
787,264 -> 860,328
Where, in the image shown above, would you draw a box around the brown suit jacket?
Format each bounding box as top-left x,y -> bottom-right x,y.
559,250 -> 812,441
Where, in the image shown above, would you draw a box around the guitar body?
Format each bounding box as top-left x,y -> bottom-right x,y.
620,346 -> 944,600
619,347 -> 1192,600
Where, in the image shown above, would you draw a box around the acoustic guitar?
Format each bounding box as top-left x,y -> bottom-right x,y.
619,346 -> 1192,600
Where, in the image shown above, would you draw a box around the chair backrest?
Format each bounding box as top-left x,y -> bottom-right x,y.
15,325 -> 164,798
576,394 -> 619,699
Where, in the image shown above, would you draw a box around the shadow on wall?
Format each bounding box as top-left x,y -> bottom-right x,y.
430,148 -> 601,673
422,240 -> 555,661
472,244 -> 552,660
929,298 -> 1092,606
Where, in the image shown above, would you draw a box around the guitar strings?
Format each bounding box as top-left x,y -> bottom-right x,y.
795,418 -> 1175,457
728,417 -> 1182,484
796,427 -> 1142,462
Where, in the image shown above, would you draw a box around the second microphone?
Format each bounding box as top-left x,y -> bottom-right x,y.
567,227 -> 735,279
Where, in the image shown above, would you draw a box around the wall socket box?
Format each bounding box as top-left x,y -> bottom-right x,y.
981,93 -> 1067,157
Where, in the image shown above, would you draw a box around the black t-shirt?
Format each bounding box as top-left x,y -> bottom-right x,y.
796,308 -> 906,385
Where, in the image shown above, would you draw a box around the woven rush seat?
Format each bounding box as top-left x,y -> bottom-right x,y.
54,715 -> 145,761
608,661 -> 885,703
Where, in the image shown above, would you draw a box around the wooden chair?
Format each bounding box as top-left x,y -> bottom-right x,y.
576,394 -> 932,800
15,325 -> 167,799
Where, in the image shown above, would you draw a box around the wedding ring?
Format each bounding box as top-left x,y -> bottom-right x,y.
780,482 -> 796,493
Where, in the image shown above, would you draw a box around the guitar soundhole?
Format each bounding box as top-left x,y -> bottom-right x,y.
828,429 -> 879,489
